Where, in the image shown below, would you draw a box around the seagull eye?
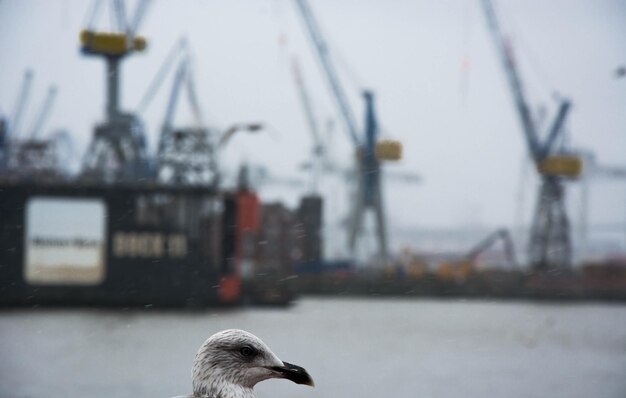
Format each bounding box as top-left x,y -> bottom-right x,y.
239,346 -> 255,357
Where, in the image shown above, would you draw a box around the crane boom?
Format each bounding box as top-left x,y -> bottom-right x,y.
480,0 -> 541,162
10,69 -> 34,140
84,0 -> 103,32
291,56 -> 323,152
146,38 -> 204,139
128,0 -> 151,40
185,66 -> 204,128
112,0 -> 127,33
162,61 -> 188,136
28,85 -> 58,139
540,99 -> 571,159
466,228 -> 516,266
291,56 -> 324,192
137,39 -> 187,114
294,0 -> 360,147
596,166 -> 626,179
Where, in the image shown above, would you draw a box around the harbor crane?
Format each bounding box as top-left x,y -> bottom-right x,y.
80,0 -> 152,182
138,39 -> 266,187
291,54 -> 421,191
294,0 -> 403,262
158,44 -> 212,186
13,84 -> 62,177
1,70 -> 69,178
481,0 -> 582,272
137,38 -> 217,186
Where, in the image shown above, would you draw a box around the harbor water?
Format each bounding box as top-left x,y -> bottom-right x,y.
1,298 -> 625,398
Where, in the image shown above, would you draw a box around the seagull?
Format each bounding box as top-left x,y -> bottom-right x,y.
178,329 -> 314,398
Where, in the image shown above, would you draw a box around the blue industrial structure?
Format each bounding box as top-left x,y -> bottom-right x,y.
482,0 -> 582,271
294,0 -> 390,262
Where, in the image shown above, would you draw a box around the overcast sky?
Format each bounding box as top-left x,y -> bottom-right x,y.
1,0 -> 625,255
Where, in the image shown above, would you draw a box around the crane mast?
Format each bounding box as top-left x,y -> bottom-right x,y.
79,0 -> 152,182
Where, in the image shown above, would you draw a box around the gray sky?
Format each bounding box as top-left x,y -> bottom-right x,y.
1,0 -> 625,255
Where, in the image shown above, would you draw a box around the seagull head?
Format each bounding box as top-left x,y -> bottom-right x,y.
192,329 -> 314,397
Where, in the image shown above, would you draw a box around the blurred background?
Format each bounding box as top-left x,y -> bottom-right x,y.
0,1 -> 625,397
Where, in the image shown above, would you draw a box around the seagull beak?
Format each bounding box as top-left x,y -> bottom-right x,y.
269,361 -> 315,387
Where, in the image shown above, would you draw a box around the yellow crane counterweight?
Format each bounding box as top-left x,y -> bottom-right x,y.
376,140 -> 402,161
537,155 -> 583,178
80,30 -> 147,56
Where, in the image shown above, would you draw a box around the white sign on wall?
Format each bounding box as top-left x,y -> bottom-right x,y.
24,197 -> 107,285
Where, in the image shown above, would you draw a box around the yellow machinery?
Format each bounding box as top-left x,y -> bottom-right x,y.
80,0 -> 150,57
376,140 -> 403,161
437,228 -> 517,282
437,260 -> 474,282
355,140 -> 404,162
537,155 -> 583,178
